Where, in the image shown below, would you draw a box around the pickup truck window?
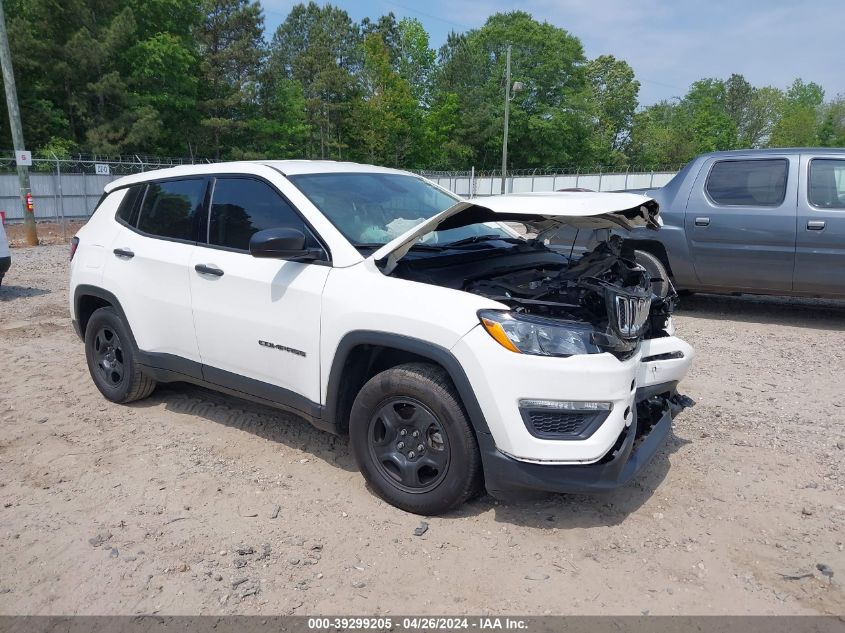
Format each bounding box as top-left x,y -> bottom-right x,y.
808,159 -> 845,208
705,159 -> 787,207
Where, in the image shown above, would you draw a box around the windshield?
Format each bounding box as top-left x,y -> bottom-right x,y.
288,172 -> 511,249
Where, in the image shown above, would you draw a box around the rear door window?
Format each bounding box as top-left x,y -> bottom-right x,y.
705,159 -> 788,206
208,177 -> 312,251
808,159 -> 845,208
136,179 -> 206,241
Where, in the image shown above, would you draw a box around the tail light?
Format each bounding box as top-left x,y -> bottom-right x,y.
70,236 -> 79,261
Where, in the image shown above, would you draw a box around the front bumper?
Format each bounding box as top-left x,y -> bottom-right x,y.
0,255 -> 10,277
451,326 -> 693,463
477,383 -> 677,497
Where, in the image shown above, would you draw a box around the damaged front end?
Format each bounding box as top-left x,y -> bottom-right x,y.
464,235 -> 675,358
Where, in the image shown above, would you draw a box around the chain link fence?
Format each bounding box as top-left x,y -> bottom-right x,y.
0,153 -> 680,230
0,154 -> 213,226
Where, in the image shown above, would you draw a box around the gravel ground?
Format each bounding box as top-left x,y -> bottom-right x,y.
0,244 -> 843,616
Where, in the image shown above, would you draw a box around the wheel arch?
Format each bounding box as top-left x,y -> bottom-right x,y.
625,239 -> 673,277
323,331 -> 491,439
73,285 -> 136,347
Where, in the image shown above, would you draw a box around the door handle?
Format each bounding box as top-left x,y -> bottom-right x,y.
807,220 -> 826,231
694,217 -> 710,227
195,263 -> 224,277
113,248 -> 134,258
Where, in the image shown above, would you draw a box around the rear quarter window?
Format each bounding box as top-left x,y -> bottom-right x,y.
705,159 -> 788,206
115,185 -> 145,227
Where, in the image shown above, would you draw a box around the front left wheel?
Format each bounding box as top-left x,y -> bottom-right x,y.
349,362 -> 482,515
84,306 -> 156,403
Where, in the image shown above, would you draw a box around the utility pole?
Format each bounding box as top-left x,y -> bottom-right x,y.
0,0 -> 37,245
500,44 -> 511,195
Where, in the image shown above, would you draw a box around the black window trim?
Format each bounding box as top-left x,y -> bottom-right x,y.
807,157 -> 845,210
703,157 -> 789,208
197,173 -> 332,266
111,175 -> 213,246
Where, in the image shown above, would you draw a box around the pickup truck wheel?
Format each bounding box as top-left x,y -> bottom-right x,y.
349,362 -> 482,515
85,307 -> 156,404
635,249 -> 670,299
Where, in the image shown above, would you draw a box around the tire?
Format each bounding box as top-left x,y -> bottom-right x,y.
349,362 -> 482,515
635,249 -> 670,299
84,306 -> 156,403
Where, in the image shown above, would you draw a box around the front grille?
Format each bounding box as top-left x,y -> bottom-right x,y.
614,294 -> 651,338
520,408 -> 610,440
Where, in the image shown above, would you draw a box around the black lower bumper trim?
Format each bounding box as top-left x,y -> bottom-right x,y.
480,384 -> 677,498
0,255 -> 10,276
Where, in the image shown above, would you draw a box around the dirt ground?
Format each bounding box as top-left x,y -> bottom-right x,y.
0,244 -> 843,616
4,221 -> 86,247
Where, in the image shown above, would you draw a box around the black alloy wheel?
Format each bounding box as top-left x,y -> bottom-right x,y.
349,362 -> 482,515
367,397 -> 450,493
84,306 -> 156,403
92,326 -> 125,387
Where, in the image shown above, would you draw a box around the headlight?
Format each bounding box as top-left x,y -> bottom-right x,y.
478,310 -> 600,357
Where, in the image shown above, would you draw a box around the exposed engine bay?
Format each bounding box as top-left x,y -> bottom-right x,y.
391,234 -> 676,357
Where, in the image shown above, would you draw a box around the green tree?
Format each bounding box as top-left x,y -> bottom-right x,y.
197,0 -> 266,158
419,92 -> 472,168
627,100 -> 694,169
436,12 -> 591,169
769,79 -> 824,147
352,33 -> 419,166
269,1 -> 361,159
396,18 -> 436,106
682,79 -> 738,153
817,95 -> 845,147
126,33 -> 200,156
586,55 -> 639,166
245,77 -> 309,159
361,12 -> 400,66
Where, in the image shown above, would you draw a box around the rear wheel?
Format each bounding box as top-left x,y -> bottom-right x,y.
635,249 -> 670,299
349,362 -> 482,515
85,307 -> 156,403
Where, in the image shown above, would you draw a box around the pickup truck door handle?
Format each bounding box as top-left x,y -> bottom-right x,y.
113,248 -> 134,259
694,217 -> 710,227
195,263 -> 224,277
807,220 -> 826,231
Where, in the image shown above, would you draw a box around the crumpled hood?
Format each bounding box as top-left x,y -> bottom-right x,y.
372,191 -> 660,273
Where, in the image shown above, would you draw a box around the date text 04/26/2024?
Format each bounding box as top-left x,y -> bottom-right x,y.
307,617 -> 528,630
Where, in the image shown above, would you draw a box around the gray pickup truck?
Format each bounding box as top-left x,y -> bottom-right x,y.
599,148 -> 845,299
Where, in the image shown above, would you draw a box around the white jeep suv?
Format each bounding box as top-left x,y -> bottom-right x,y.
69,161 -> 693,514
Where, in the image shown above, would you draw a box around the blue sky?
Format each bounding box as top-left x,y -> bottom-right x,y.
259,0 -> 843,106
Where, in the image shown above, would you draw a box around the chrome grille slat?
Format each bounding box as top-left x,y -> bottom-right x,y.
614,294 -> 651,338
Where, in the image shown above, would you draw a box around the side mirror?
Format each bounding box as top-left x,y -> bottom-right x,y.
249,228 -> 320,261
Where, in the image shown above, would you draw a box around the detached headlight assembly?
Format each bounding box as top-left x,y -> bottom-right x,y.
478,310 -> 601,357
